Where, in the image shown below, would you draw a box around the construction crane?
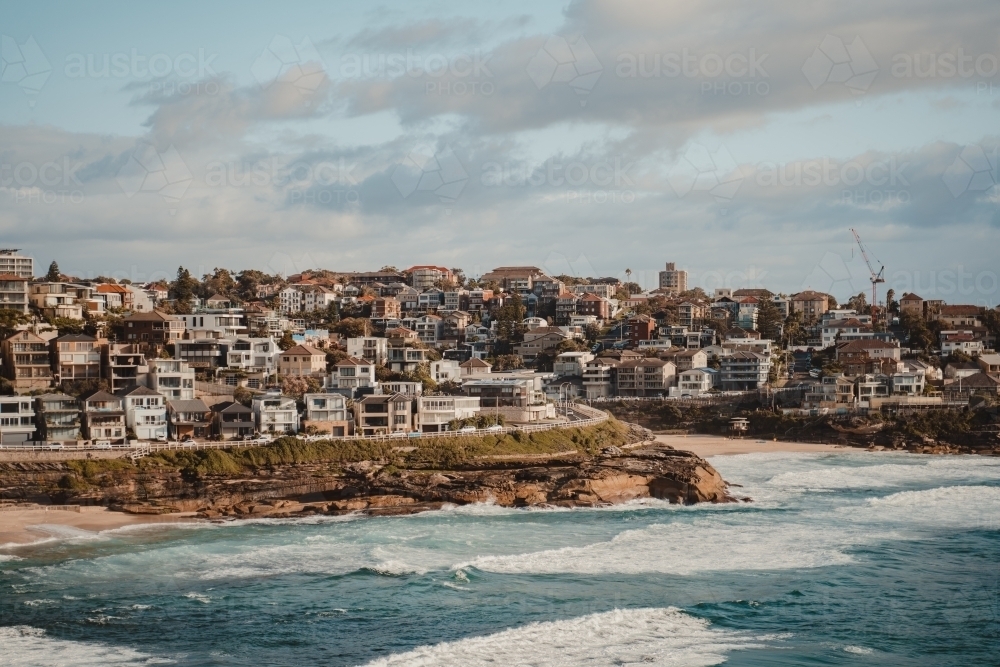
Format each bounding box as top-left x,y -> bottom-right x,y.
850,228 -> 885,322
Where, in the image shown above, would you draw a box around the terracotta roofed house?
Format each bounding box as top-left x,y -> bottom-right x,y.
278,344 -> 327,377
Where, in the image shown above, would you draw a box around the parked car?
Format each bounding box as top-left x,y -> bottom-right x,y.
93,441 -> 112,450
458,426 -> 476,433
45,443 -> 64,450
485,425 -> 504,432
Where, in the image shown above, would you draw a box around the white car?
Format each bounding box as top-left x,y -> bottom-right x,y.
458,426 -> 476,433
485,425 -> 504,433
46,443 -> 64,450
93,441 -> 112,450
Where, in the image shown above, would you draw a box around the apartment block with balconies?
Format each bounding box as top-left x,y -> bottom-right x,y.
52,334 -> 102,384
0,395 -> 36,444
119,385 -> 167,440
35,393 -> 82,443
147,359 -> 195,400
80,390 -> 127,442
2,330 -> 53,391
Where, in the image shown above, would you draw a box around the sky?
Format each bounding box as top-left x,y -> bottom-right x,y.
0,0 -> 998,305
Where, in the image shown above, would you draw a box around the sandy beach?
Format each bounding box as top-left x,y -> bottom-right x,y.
656,434 -> 855,457
0,506 -> 201,549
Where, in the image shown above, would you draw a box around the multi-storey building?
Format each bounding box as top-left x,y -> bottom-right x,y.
172,338 -> 225,370
790,291 -> 831,322
303,393 -> 350,436
346,337 -> 388,365
416,396 -> 481,432
166,398 -> 211,440
0,250 -> 33,278
80,390 -> 127,442
2,330 -> 53,391
0,395 -> 36,444
176,311 -> 247,338
30,283 -> 93,320
372,297 -> 401,319
658,262 -> 688,294
52,334 -> 102,383
406,266 -> 455,290
329,357 -> 377,391
147,359 -> 195,400
210,401 -> 255,440
583,357 -> 618,399
353,393 -> 413,435
35,393 -> 82,442
615,359 -> 676,397
101,343 -> 148,393
278,344 -> 327,377
119,385 -> 167,440
121,311 -> 185,345
720,351 -> 770,390
253,392 -> 300,434
0,274 -> 29,314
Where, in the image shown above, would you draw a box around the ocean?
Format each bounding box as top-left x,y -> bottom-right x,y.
1,451 -> 998,666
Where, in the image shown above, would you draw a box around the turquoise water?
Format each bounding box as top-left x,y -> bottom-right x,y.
1,452 -> 998,666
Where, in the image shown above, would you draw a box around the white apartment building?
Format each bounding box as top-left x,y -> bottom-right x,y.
430,359 -> 462,383
329,358 -> 377,391
177,311 -> 247,338
120,385 -> 168,440
674,368 -> 718,396
416,396 -> 481,432
0,250 -> 33,278
553,351 -> 594,377
0,395 -> 36,444
278,287 -> 303,314
145,359 -> 195,400
221,337 -> 280,375
346,337 -> 388,365
253,392 -> 300,434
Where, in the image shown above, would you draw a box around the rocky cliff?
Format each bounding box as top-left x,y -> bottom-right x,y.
0,422 -> 737,519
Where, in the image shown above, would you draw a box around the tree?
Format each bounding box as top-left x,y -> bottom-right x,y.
756,297 -> 783,341
846,292 -> 868,314
490,354 -> 524,371
171,267 -> 199,313
277,330 -> 296,351
0,310 -> 30,339
332,317 -> 369,338
233,386 -> 254,407
495,293 -> 526,347
46,261 -> 61,282
885,289 -> 897,315
584,323 -> 601,344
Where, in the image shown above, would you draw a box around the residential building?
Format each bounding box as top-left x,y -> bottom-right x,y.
0,395 -> 36,444
125,284 -> 155,312
459,358 -> 492,377
430,359 -> 462,383
555,292 -> 579,324
119,385 -> 167,440
441,311 -> 471,340
80,390 -> 127,443
2,330 -> 53,391
891,372 -> 926,396
30,283 -> 92,319
412,314 -> 443,345
577,293 -> 610,319
935,305 -> 982,328
300,285 -> 338,312
220,337 -> 280,378
898,293 -> 924,316
978,353 -> 1000,377
388,345 -> 429,373
442,289 -> 469,313
416,396 -> 481,432
615,358 -> 676,397
835,339 -> 902,364
944,372 -> 1000,401
52,334 -> 102,383
662,348 -> 708,372
624,316 -> 656,344
102,343 -> 148,393
176,311 -> 247,338
121,311 -> 185,344
0,274 -> 29,314
330,357 -> 377,391
462,377 -> 550,422
582,357 -> 618,399
253,392 -> 300,434
720,351 -> 771,390
553,351 -> 594,377
940,331 -> 984,357
678,302 -> 709,329
675,368 -> 719,396
353,393 -> 414,435
0,250 -> 33,278
570,284 -> 617,299
166,398 -> 211,439
35,393 -> 82,443
372,297 -> 401,319
172,338 -> 224,370
211,401 -> 255,440
406,266 -> 455,290
278,286 -> 303,314
735,298 -> 759,331
658,262 -> 688,294
347,337 -> 388,365
303,393 -> 350,436
278,344 -> 327,377
790,291 -> 831,322
820,318 -> 874,349
147,359 -> 195,400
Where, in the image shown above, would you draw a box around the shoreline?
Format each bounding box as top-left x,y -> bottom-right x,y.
655,434 -> 857,457
0,506 -> 202,549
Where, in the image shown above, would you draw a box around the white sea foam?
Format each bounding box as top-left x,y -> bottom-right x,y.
0,626 -> 170,666
853,485 -> 1000,530
766,457 -> 1000,492
23,598 -> 57,607
361,607 -> 765,667
844,645 -> 874,654
459,518 -> 854,575
184,592 -> 212,604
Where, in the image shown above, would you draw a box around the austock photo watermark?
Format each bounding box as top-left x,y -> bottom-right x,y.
1,157 -> 84,204
616,48 -> 770,97
337,49 -> 494,97
527,35 -> 603,105
481,156 -> 637,205
205,156 -> 360,205
64,48 -> 221,97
